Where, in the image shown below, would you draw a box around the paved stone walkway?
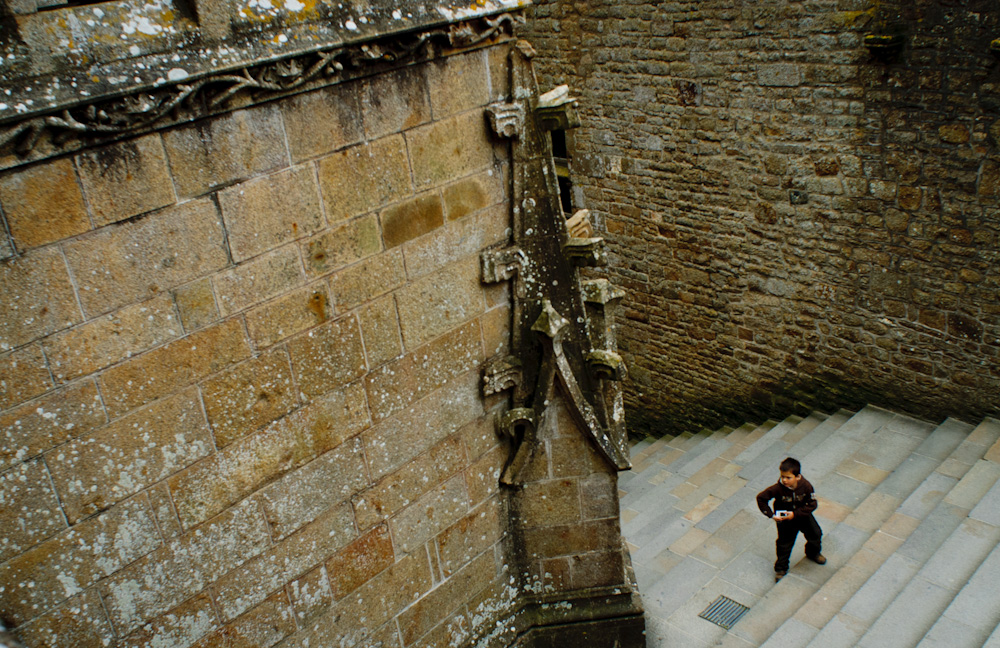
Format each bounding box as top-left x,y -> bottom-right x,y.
620,406 -> 1000,647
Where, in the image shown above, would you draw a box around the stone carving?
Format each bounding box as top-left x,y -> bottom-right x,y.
482,354 -> 523,397
482,41 -> 630,484
0,13 -> 519,159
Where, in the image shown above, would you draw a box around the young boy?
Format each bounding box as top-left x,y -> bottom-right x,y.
756,457 -> 826,582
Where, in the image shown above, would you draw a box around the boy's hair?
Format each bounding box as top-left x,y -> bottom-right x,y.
780,457 -> 801,475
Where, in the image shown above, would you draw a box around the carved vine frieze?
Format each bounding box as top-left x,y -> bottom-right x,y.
0,13 -> 519,161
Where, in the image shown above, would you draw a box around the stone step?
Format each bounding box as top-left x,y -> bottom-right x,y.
915,533 -> 1000,648
796,419 -> 985,648
722,412 -> 945,647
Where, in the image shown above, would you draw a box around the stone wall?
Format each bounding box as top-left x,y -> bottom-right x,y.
523,0 -> 1000,435
0,40 -> 524,648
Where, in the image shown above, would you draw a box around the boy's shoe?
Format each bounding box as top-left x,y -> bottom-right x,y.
808,554 -> 827,565
774,570 -> 787,582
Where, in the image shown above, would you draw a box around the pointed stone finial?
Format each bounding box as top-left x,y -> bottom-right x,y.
531,299 -> 569,340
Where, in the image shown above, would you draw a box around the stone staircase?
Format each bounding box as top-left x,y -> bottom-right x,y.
620,406 -> 1000,648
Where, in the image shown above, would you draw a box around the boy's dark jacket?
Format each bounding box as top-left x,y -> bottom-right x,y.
756,477 -> 818,518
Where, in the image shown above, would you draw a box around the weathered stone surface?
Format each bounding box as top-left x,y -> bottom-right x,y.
436,497 -> 502,577
257,437 -> 369,540
75,134 -> 176,226
356,294 -> 403,369
282,82 -> 365,163
362,66 -> 432,140
0,246 -> 82,350
397,551 -> 495,646
0,157 -> 90,250
0,496 -> 161,625
99,318 -> 251,416
214,245 -> 305,316
388,473 -> 470,554
169,382 -> 369,528
381,191 -> 445,249
47,389 -> 214,521
326,523 -> 394,599
119,592 -> 217,648
102,499 -> 271,634
172,278 -> 220,332
0,379 -> 105,471
288,566 -> 333,625
331,249 -> 406,312
212,502 -> 356,621
403,205 -> 509,280
465,444 -> 504,505
287,315 -> 367,398
44,293 -> 181,383
363,323 -> 483,427
63,198 -> 229,317
519,478 -> 581,528
0,459 -> 66,562
162,105 -> 288,199
218,165 -> 324,262
0,344 -> 53,410
201,348 -> 299,447
302,214 -> 382,277
407,112 -> 495,189
190,589 -> 296,648
426,49 -> 491,119
12,589 -> 115,648
352,434 -> 466,530
442,170 -> 505,221
317,136 -> 412,223
395,257 -> 486,348
245,283 -> 331,349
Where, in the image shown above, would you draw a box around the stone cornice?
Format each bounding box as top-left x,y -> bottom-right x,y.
0,3 -> 524,170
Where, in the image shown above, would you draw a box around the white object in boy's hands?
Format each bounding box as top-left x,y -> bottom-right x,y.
775,511 -> 791,520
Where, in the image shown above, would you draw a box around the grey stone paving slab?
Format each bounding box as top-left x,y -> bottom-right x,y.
917,616 -> 989,648
631,515 -> 695,565
937,540 -> 1000,634
719,549 -> 777,598
945,460 -> 1000,509
621,474 -> 686,533
897,502 -> 968,564
666,574 -> 753,646
857,427 -> 927,472
737,439 -> 791,482
680,437 -> 734,478
880,413 -> 938,440
805,613 -> 867,648
970,475 -> 1000,526
898,471 -> 958,519
625,494 -> 688,546
733,418 -> 795,466
620,466 -> 672,508
840,552 -> 920,624
913,418 -> 975,461
857,577 -> 953,648
759,617 -> 818,648
634,563 -> 665,594
690,509 -> 763,568
877,453 -> 941,500
920,517 -> 1000,591
783,411 -> 854,463
819,472 -> 872,508
696,486 -> 758,534
644,614 -> 711,648
830,406 -> 895,442
668,434 -> 719,475
980,622 -> 1000,648
821,522 -> 869,564
642,555 -> 719,619
794,434 -> 861,483
727,574 -> 815,646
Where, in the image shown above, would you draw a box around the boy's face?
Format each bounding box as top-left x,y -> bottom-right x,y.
780,470 -> 801,489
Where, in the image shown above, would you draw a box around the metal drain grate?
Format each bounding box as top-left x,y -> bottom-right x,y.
698,595 -> 750,629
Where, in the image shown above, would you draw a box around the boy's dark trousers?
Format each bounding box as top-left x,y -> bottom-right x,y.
775,513 -> 823,572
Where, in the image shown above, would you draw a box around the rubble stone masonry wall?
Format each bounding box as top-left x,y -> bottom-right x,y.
0,44 -> 526,648
524,0 -> 1000,435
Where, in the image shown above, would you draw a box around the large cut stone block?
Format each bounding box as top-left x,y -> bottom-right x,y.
331,249 -> 406,312
213,245 -> 305,316
326,523 -> 395,599
162,105 -> 288,199
302,214 -> 381,277
282,82 -> 365,163
0,459 -> 66,563
0,246 -> 82,350
47,389 -> 214,522
407,111 -> 494,189
0,157 -> 90,250
75,134 -> 176,226
99,318 -> 251,416
287,315 -> 368,398
0,344 -> 53,410
245,283 -> 330,349
43,293 -> 180,383
426,50 -> 491,119
63,198 -> 229,317
362,66 -> 431,140
395,256 -> 487,349
317,135 -> 412,223
218,165 -> 324,262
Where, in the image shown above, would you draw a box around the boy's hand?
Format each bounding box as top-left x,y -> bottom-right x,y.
774,511 -> 794,521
